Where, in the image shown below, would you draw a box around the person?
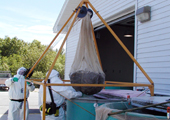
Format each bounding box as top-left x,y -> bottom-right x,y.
5,67 -> 35,120
39,69 -> 82,120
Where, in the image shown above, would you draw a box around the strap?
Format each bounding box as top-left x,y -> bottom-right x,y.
47,79 -> 55,104
10,99 -> 27,102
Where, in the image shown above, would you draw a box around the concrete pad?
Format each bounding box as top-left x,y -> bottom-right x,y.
0,113 -> 41,120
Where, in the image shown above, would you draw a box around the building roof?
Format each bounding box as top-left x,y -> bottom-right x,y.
53,0 -> 81,33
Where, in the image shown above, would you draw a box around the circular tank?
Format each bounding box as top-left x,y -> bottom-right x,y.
66,95 -> 126,120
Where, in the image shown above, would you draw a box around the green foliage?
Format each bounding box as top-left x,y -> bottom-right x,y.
8,54 -> 24,75
0,36 -> 65,79
31,71 -> 45,79
54,51 -> 65,79
0,36 -> 27,57
1,57 -> 10,71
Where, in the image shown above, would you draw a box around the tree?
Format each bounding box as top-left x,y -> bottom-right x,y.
54,50 -> 65,79
0,38 -> 2,71
7,54 -> 23,75
0,36 -> 65,78
1,57 -> 10,71
0,36 -> 26,57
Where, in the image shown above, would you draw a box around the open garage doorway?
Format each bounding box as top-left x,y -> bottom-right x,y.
94,14 -> 135,83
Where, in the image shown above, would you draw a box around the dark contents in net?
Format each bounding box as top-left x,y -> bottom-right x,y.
70,71 -> 105,95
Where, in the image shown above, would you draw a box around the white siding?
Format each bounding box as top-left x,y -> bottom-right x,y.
136,0 -> 170,95
90,0 -> 135,25
63,0 -> 170,95
64,0 -> 135,79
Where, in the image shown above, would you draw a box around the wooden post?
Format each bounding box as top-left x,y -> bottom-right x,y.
148,85 -> 154,96
23,81 -> 27,120
42,81 -> 47,120
91,22 -> 103,69
87,1 -> 154,95
44,1 -> 84,82
41,1 -> 84,119
105,81 -> 151,86
25,3 -> 81,79
46,83 -> 152,87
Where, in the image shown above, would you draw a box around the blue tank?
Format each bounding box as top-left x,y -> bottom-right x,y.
66,95 -> 126,120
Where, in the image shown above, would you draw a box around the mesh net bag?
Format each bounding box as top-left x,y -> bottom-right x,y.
69,12 -> 105,95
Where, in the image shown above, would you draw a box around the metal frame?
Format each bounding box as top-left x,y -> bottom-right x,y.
23,0 -> 154,120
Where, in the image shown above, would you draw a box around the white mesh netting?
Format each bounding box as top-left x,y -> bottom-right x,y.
69,12 -> 105,95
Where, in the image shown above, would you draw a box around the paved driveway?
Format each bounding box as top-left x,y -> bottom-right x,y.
0,89 -> 41,120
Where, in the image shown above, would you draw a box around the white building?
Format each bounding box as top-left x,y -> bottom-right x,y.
53,0 -> 170,95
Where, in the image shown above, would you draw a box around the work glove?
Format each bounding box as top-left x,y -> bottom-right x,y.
27,82 -> 30,85
12,77 -> 18,82
27,81 -> 32,86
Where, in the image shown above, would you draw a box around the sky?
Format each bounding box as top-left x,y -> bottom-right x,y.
0,0 -> 66,49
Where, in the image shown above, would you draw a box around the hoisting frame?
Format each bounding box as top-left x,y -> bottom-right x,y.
23,0 -> 154,120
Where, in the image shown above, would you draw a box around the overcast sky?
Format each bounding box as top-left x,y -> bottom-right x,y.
0,0 -> 66,48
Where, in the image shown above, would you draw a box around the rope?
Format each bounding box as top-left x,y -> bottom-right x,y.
49,87 -> 95,116
137,88 -> 149,97
108,101 -> 170,116
37,34 -> 65,65
73,18 -> 81,27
